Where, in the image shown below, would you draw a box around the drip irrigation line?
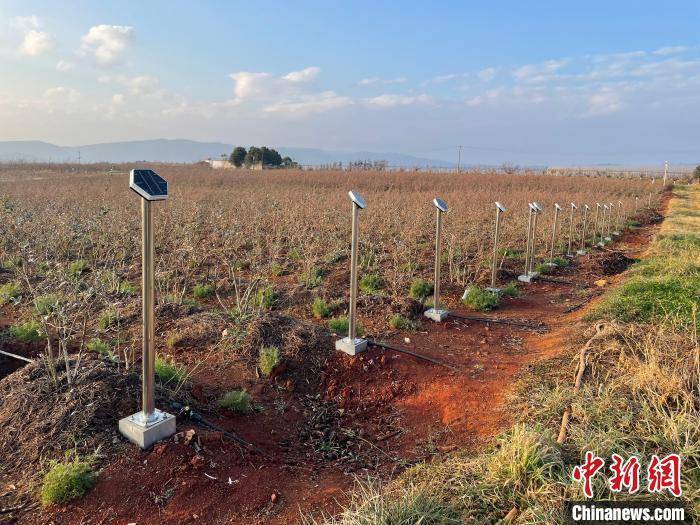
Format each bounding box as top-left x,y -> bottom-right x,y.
173,403 -> 270,458
0,350 -> 33,363
534,276 -> 574,285
448,312 -> 546,331
367,340 -> 462,372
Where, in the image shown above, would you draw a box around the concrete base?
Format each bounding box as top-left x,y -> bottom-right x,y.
565,253 -> 575,258
424,308 -> 449,322
612,231 -> 620,236
335,337 -> 368,356
596,242 -> 605,247
485,287 -> 501,295
545,262 -> 557,267
517,272 -> 539,283
119,409 -> 176,449
604,236 -> 612,242
576,249 -> 587,256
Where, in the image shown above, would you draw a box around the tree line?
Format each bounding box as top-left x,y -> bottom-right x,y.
229,146 -> 298,168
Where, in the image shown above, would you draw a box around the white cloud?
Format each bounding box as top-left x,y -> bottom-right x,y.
652,46 -> 688,56
229,71 -> 274,102
20,29 -> 53,56
263,91 -> 352,116
365,93 -> 433,107
56,59 -> 74,71
98,74 -> 164,98
585,90 -> 623,116
282,66 -> 320,82
477,67 -> 497,81
43,86 -> 80,103
112,93 -> 125,105
12,15 -> 40,31
80,25 -> 134,65
359,76 -> 408,86
513,59 -> 568,83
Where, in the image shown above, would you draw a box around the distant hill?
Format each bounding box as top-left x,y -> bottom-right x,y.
0,139 -> 455,168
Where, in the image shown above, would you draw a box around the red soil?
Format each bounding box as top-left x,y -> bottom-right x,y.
12,205 -> 665,525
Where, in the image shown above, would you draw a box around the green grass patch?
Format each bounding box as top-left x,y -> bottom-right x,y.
258,346 -> 281,376
462,286 -> 500,311
98,309 -> 118,330
86,338 -> 112,357
388,314 -> 417,331
34,294 -> 63,315
69,259 -> 89,278
193,283 -> 215,299
328,316 -> 361,336
311,298 -> 333,319
409,278 -> 433,302
41,456 -> 96,506
8,319 -> 41,342
154,356 -> 186,386
218,390 -> 252,413
359,274 -> 384,294
255,286 -> 278,310
501,282 -> 520,297
0,281 -> 21,305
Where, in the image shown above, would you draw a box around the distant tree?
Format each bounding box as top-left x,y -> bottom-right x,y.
244,146 -> 262,167
281,156 -> 298,168
229,147 -> 246,167
694,165 -> 700,182
260,147 -> 283,167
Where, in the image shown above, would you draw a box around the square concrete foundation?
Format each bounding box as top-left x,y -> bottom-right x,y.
517,272 -> 539,283
335,337 -> 367,356
424,308 -> 449,322
576,249 -> 587,256
119,409 -> 176,449
485,287 -> 501,295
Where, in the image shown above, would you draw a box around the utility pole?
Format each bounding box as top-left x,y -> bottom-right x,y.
77,150 -> 81,165
457,145 -> 462,173
663,160 -> 668,186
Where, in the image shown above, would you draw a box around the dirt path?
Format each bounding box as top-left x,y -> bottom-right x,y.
22,204 -> 666,525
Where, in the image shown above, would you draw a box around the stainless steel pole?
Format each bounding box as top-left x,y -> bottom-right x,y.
579,205 -> 588,251
548,205 -> 560,265
348,203 -> 360,341
141,198 -> 155,420
433,208 -> 442,311
491,207 -> 501,288
529,210 -> 539,274
567,204 -> 575,257
523,206 -> 534,276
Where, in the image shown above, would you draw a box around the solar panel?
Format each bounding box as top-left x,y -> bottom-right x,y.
348,190 -> 366,209
129,169 -> 168,201
433,197 -> 449,212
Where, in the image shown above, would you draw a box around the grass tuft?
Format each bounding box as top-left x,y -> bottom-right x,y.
258,346 -> 281,376
409,278 -> 433,302
41,457 -> 96,506
462,286 -> 500,311
193,283 -> 215,299
0,281 -> 21,305
154,356 -> 186,386
311,298 -> 332,319
388,314 -> 417,331
359,274 -> 384,294
218,390 -> 252,413
9,320 -> 41,342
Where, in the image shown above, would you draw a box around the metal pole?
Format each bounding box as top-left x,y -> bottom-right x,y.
599,206 -> 607,244
141,198 -> 155,421
635,196 -> 638,213
592,203 -> 600,244
579,205 -> 588,252
491,206 -> 502,288
663,160 -> 668,186
567,203 -> 576,257
607,203 -> 613,238
433,207 -> 442,311
548,204 -> 561,265
615,201 -> 622,234
348,203 -> 360,341
529,209 -> 539,274
523,206 -> 534,276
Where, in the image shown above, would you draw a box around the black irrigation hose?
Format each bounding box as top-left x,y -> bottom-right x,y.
535,276 -> 574,285
448,312 -> 546,330
173,403 -> 270,458
367,339 -> 462,372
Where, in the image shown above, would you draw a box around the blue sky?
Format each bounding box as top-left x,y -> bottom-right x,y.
0,0 -> 699,165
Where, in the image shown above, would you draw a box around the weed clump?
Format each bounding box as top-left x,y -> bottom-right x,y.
409,278 -> 433,302
0,281 -> 21,305
501,282 -> 520,297
218,390 -> 252,413
9,320 -> 41,342
86,338 -> 112,357
98,309 -> 118,330
154,356 -> 186,386
388,314 -> 417,331
255,286 -> 278,310
193,283 -> 215,299
69,259 -> 89,278
258,346 -> 281,376
311,298 -> 332,319
41,456 -> 96,506
359,274 -> 384,294
328,316 -> 360,336
462,286 -> 500,311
